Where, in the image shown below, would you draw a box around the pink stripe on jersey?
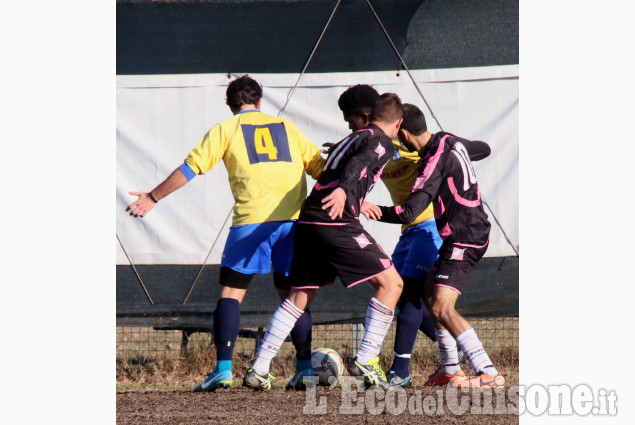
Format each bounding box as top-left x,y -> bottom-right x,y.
374,161 -> 388,183
380,258 -> 391,269
314,179 -> 340,191
453,238 -> 489,249
434,196 -> 445,219
447,177 -> 481,207
439,223 -> 452,239
395,205 -> 404,215
298,221 -> 348,226
359,167 -> 368,180
413,135 -> 448,192
434,283 -> 462,295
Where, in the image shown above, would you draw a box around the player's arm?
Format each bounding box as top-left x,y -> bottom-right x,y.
339,137 -> 392,196
322,137 -> 393,219
361,201 -> 383,220
464,139 -> 491,161
373,147 -> 444,224
127,167 -> 189,217
375,184 -> 436,224
127,124 -> 225,218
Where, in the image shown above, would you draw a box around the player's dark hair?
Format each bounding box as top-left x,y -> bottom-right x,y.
226,75 -> 263,110
370,93 -> 403,124
400,103 -> 428,136
337,84 -> 380,116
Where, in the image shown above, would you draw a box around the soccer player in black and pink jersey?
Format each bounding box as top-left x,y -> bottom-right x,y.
362,103 -> 505,388
243,93 -> 405,391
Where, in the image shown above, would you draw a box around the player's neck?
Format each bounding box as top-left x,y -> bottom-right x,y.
232,103 -> 260,115
413,131 -> 432,152
370,120 -> 395,138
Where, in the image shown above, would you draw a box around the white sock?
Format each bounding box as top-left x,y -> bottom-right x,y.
355,297 -> 394,365
436,329 -> 461,374
252,299 -> 303,376
456,328 -> 498,376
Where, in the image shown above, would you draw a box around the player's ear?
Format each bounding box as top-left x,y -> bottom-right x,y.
398,128 -> 409,142
361,112 -> 370,124
257,99 -> 262,109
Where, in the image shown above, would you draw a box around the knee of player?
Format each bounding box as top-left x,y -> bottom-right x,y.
430,302 -> 454,323
386,279 -> 403,298
372,269 -> 403,293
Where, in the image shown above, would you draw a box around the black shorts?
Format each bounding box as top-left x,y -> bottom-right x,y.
290,221 -> 393,289
219,267 -> 293,291
430,240 -> 488,295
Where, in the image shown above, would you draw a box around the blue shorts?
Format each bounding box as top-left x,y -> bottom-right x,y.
221,220 -> 296,276
391,219 -> 442,281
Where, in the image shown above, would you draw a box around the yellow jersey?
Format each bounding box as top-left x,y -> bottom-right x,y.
184,110 -> 325,225
380,140 -> 435,232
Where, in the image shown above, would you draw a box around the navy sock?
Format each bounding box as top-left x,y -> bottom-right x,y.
391,299 -> 424,377
419,303 -> 437,342
213,298 -> 241,363
290,309 -> 312,363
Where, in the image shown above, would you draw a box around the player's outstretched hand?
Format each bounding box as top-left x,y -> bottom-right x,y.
126,192 -> 156,217
361,201 -> 382,221
321,142 -> 335,154
321,188 -> 346,220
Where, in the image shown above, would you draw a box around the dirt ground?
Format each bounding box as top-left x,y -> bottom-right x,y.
117,377 -> 519,425
117,337 -> 518,424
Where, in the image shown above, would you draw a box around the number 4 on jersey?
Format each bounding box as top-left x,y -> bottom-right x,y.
254,127 -> 278,160
242,123 -> 292,164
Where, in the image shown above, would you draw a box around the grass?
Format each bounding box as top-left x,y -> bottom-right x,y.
117,318 -> 518,392
117,347 -> 519,392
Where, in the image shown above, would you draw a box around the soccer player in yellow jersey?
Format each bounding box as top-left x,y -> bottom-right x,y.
126,75 -> 325,391
337,85 -> 461,388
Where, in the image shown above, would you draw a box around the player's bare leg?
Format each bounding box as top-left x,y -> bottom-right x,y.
420,276 -> 463,385
428,285 -> 471,335
367,265 -> 403,309
425,282 -> 504,387
220,285 -> 247,302
286,287 -> 316,311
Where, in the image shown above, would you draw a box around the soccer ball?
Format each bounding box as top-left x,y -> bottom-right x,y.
311,348 -> 344,386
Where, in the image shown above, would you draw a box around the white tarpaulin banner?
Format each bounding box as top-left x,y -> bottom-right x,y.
116,65 -> 518,265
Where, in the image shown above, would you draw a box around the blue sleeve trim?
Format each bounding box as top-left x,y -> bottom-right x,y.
179,162 -> 197,181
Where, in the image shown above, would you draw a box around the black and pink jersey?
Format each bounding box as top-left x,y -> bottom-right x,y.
379,132 -> 491,246
299,124 -> 395,223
